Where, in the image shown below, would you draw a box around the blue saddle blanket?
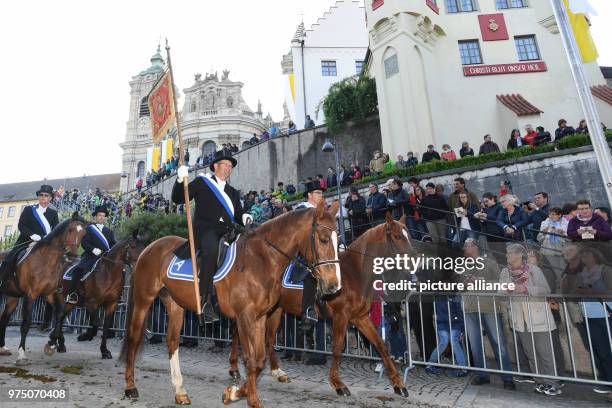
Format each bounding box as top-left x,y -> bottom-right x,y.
63,258 -> 102,281
282,263 -> 304,290
166,239 -> 238,283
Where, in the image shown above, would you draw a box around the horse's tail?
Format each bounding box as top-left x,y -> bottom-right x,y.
118,275 -> 144,364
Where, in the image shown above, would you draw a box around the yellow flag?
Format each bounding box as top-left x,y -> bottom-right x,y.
564,0 -> 598,63
152,146 -> 160,171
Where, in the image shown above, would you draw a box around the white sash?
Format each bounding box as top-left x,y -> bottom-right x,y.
88,225 -> 110,250
33,205 -> 52,235
201,174 -> 235,218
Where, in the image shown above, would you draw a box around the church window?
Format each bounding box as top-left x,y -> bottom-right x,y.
136,161 -> 146,178
139,96 -> 150,117
7,206 -> 15,218
202,141 -> 217,156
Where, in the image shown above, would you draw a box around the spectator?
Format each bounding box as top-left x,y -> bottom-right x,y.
395,154 -> 408,169
338,164 -> 351,187
184,150 -> 190,165
406,152 -> 418,167
462,239 -> 515,389
146,172 -> 152,189
537,207 -> 569,283
382,153 -> 394,172
523,124 -> 539,146
345,187 -> 368,238
567,199 -> 612,241
554,119 -> 575,142
474,193 -> 506,260
316,174 -> 327,190
413,186 -> 430,241
594,207 -> 611,226
136,178 -> 143,193
362,165 -> 372,178
459,142 -> 474,158
527,192 -> 551,240
562,202 -> 577,222
496,194 -> 529,241
269,125 -> 279,138
534,126 -> 552,146
326,167 -> 337,188
440,144 -> 457,161
287,121 -> 297,135
453,191 -> 480,243
387,178 -> 409,220
349,165 -> 362,182
260,130 -> 270,141
422,145 -> 440,163
499,244 -> 562,396
420,182 -> 450,244
507,129 -> 525,150
259,201 -> 272,222
231,144 -> 239,153
304,115 -> 315,129
249,133 -> 259,145
426,294 -> 467,377
366,183 -> 387,223
575,119 -> 588,135
369,150 -> 385,175
447,177 -> 479,210
435,184 -> 448,202
479,134 -> 500,155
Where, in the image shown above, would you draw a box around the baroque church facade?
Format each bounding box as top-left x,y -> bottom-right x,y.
119,47 -> 273,193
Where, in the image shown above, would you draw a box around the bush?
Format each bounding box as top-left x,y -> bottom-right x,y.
321,75 -> 378,134
116,210 -> 187,245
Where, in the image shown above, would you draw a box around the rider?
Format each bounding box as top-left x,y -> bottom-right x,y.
172,150 -> 252,324
0,185 -> 59,286
65,205 -> 116,304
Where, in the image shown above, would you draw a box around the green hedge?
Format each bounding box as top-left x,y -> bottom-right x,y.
116,210 -> 187,245
320,75 -> 378,134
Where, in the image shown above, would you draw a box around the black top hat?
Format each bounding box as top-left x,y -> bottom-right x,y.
36,185 -> 54,196
210,150 -> 237,172
303,180 -> 326,199
92,206 -> 109,217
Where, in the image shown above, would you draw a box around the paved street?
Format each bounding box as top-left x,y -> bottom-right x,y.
0,326 -> 609,408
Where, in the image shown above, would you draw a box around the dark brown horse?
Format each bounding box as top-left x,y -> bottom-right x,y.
56,233 -> 145,359
119,200 -> 341,408
0,215 -> 87,365
229,213 -> 413,397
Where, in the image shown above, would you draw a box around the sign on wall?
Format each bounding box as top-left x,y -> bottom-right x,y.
478,13 -> 509,41
463,61 -> 547,76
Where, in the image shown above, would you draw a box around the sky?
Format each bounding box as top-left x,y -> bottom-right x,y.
0,0 -> 610,184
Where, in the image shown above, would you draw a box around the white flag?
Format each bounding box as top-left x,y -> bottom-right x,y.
568,0 -> 598,15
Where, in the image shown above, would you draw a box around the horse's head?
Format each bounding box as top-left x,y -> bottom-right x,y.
381,212 -> 413,257
63,213 -> 87,258
303,200 -> 342,297
124,230 -> 146,266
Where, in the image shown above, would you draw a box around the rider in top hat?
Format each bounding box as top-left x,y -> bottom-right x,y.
65,206 -> 116,304
0,185 -> 59,285
172,149 -> 252,323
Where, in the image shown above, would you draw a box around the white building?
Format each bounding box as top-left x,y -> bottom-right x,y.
119,49 -> 271,193
364,0 -> 612,158
282,0 -> 369,129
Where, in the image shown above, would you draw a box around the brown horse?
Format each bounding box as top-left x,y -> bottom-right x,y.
0,215 -> 87,365
119,200 -> 341,408
229,213 -> 413,397
56,233 -> 145,359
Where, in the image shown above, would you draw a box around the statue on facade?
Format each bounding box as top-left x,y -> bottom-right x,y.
222,69 -> 230,81
194,73 -> 202,82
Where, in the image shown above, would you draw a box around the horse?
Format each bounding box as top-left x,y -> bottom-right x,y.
119,200 -> 342,408
56,232 -> 145,359
229,212 -> 413,397
0,214 -> 87,365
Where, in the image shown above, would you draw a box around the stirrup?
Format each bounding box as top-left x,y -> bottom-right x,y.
65,292 -> 79,304
200,301 -> 219,323
305,306 -> 318,322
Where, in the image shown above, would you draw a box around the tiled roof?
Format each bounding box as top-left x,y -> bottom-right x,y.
0,173 -> 121,203
591,84 -> 612,105
497,94 -> 543,116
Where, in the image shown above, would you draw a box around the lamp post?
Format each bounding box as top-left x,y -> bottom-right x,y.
322,139 -> 346,245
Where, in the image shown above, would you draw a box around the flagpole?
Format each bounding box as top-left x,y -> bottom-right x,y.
164,40 -> 203,322
550,0 -> 612,206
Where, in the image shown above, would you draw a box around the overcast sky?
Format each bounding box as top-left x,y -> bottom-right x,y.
0,0 -> 610,184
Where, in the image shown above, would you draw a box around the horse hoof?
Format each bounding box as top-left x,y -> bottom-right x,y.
57,344 -> 67,353
0,347 -> 11,356
222,385 -> 240,405
15,358 -> 31,366
101,351 -> 113,359
124,388 -> 139,400
77,333 -> 94,342
229,370 -> 241,380
175,393 -> 191,405
44,343 -> 56,356
336,387 -> 351,396
394,386 -> 409,397
271,368 -> 289,383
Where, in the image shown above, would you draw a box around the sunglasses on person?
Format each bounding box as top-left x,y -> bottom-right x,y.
38,193 -> 51,198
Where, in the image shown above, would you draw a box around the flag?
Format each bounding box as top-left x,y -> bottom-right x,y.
564,0 -> 598,63
165,139 -> 173,161
148,71 -> 175,143
152,146 -> 161,171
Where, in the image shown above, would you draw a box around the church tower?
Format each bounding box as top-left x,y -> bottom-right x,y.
119,47 -> 165,193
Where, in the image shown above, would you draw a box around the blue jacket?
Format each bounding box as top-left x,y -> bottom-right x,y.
496,205 -> 529,241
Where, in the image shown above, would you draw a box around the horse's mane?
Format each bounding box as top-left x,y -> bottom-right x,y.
107,238 -> 128,258
247,208 -> 312,239
38,219 -> 73,245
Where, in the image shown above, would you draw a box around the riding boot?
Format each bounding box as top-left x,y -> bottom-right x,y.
300,275 -> 318,332
65,268 -> 85,304
198,269 -> 219,325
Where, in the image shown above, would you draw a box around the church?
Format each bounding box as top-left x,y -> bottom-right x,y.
119,47 -> 275,193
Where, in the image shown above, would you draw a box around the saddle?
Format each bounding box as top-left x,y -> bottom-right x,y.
173,227 -> 240,271
63,257 -> 102,282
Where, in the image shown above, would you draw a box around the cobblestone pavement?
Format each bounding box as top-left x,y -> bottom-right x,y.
0,327 -> 609,407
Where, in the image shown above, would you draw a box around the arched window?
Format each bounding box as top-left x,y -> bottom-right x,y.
136,161 -> 145,178
139,96 -> 149,117
190,100 -> 197,112
226,96 -> 234,108
202,141 -> 217,157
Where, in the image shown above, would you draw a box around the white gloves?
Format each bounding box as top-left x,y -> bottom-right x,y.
92,248 -> 102,256
30,234 -> 41,242
177,165 -> 189,183
242,214 -> 253,225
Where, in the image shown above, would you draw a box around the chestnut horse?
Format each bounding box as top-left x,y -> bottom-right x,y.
229,213 -> 413,397
119,200 -> 341,408
0,215 -> 87,365
57,233 -> 145,359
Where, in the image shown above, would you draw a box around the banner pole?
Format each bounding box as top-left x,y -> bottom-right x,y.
164,40 -> 203,322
